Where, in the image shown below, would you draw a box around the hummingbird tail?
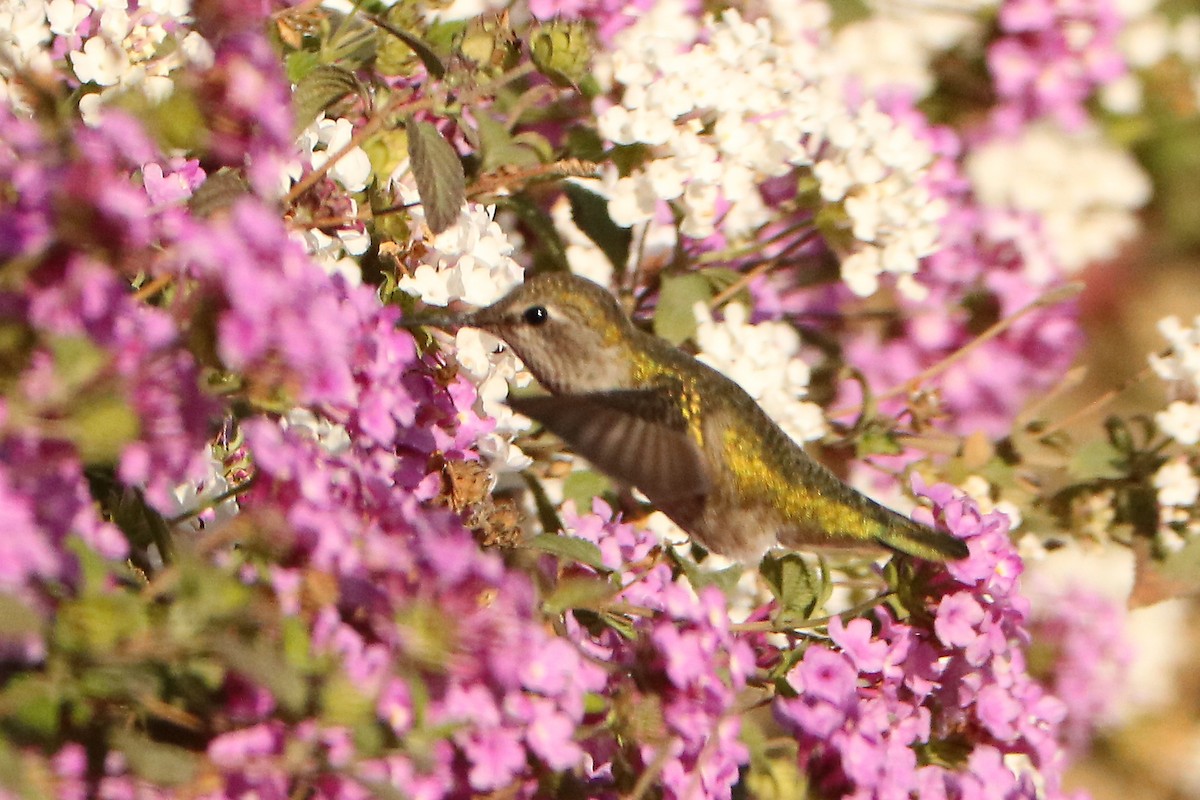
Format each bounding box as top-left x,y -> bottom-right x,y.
875,518 -> 970,562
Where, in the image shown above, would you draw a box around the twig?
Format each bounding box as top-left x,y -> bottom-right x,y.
167,478 -> 255,526
708,229 -> 821,309
622,741 -> 674,800
1035,361 -> 1159,439
730,590 -> 895,633
282,61 -> 536,208
871,281 -> 1084,404
132,274 -> 173,302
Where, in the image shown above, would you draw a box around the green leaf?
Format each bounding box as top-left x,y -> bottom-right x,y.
498,196 -> 569,273
291,65 -> 363,136
320,671 -> 375,728
213,637 -> 307,714
565,183 -> 630,273
324,13 -> 378,70
543,575 -> 618,615
50,336 -> 107,392
700,267 -> 751,306
759,553 -> 823,624
372,13 -> 446,78
654,273 -> 712,345
285,49 -> 321,83
406,117 -> 466,234
561,470 -> 614,511
69,393 -> 140,466
565,126 -> 605,162
1068,439 -> 1124,481
476,113 -> 541,173
364,128 -> 410,189
528,533 -> 608,571
520,471 -> 564,533
113,731 -> 198,786
55,593 -> 148,655
0,675 -> 61,740
1160,534 -> 1200,588
677,557 -> 744,595
856,428 -> 904,458
827,0 -> 872,27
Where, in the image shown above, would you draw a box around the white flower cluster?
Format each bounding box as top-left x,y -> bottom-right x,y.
692,302 -> 826,444
966,122 -> 1151,273
549,195 -> 615,288
1153,456 -> 1200,552
287,116 -> 372,286
164,447 -> 242,534
829,0 -> 998,100
0,1 -> 212,121
1147,315 -> 1200,552
591,4 -> 946,298
1150,315 -> 1200,445
393,179 -> 533,471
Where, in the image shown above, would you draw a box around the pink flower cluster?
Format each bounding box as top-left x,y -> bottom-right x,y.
989,0 -> 1126,131
563,503 -> 756,800
1029,586 -> 1132,754
776,481 -> 1079,799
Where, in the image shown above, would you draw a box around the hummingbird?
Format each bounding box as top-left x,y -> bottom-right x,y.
418,272 -> 968,564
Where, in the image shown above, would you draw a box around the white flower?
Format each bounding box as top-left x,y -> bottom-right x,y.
966,122 -> 1150,272
693,301 -> 826,444
181,31 -> 215,69
594,9 -> 947,293
393,184 -> 524,309
452,328 -> 534,473
309,117 -> 372,193
607,174 -> 659,228
549,194 -> 617,287
1174,15 -> 1200,62
70,35 -> 130,86
389,173 -> 531,471
1154,457 -> 1200,508
46,0 -> 89,36
833,17 -> 934,98
1120,14 -> 1172,68
840,246 -> 882,297
163,448 -> 242,533
1100,73 -> 1143,114
283,408 -> 352,455
1149,315 -> 1200,395
0,1 -> 51,75
1156,401 -> 1200,445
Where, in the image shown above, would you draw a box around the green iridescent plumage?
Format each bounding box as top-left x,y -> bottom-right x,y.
432,272 -> 968,563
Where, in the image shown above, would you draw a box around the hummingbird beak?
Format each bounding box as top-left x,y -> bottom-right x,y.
398,309 -> 463,328
395,310 -> 475,331
396,299 -> 507,334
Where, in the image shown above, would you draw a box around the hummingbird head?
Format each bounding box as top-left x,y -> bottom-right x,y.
462,272 -> 638,394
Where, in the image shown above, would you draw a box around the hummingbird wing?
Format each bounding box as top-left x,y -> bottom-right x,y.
508,390 -> 711,506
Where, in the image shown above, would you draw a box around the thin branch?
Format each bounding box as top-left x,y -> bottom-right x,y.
871,281 -> 1084,405
622,741 -> 674,800
1035,361 -> 1160,439
708,229 -> 821,309
730,590 -> 895,633
132,274 -> 173,302
282,62 -> 536,208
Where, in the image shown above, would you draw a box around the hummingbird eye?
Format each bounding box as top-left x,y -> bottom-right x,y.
522,306 -> 549,326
